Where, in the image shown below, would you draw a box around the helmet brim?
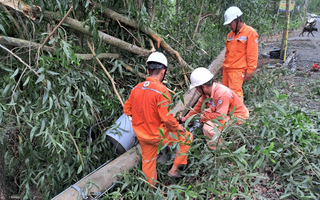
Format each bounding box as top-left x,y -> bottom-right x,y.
223,20 -> 232,25
189,84 -> 196,90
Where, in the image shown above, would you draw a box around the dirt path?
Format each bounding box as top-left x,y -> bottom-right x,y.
258,21 -> 320,112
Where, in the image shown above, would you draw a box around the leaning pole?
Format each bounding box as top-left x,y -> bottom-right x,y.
52,48 -> 226,199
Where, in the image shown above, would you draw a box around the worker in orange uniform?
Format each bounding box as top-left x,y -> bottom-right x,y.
181,67 -> 249,149
123,52 -> 193,185
220,6 -> 259,101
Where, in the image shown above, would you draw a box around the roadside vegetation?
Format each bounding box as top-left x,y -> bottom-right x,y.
104,67 -> 320,199
0,0 -> 319,199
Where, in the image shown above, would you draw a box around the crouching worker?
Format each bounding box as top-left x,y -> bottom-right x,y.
123,52 -> 193,185
181,67 -> 249,150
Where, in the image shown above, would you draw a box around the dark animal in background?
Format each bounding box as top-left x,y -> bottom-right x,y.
299,26 -> 318,37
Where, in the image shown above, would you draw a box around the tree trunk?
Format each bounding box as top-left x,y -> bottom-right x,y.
302,0 -> 309,28
42,11 -> 151,57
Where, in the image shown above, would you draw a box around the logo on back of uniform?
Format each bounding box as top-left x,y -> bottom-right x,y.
143,81 -> 150,88
255,39 -> 258,43
218,100 -> 222,105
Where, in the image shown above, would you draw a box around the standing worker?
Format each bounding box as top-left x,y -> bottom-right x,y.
123,52 -> 193,185
220,6 -> 259,101
181,67 -> 249,149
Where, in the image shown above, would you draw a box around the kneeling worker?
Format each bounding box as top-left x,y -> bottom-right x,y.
123,52 -> 193,185
181,67 -> 249,149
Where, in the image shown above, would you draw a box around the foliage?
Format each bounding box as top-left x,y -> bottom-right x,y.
101,66 -> 320,200
0,0 -> 312,199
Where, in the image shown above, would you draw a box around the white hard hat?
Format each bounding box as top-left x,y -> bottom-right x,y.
146,52 -> 168,67
189,67 -> 214,89
223,6 -> 243,25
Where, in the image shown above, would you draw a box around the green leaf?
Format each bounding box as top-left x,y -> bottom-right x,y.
0,66 -> 14,72
2,84 -> 11,96
185,114 -> 197,129
157,140 -> 163,154
180,93 -> 184,104
271,102 -> 287,116
253,155 -> 265,170
229,105 -> 236,117
64,109 -> 69,128
274,90 -> 279,99
36,67 -> 45,73
201,98 -> 213,113
10,68 -> 19,79
0,24 -> 7,35
280,193 -> 292,199
290,156 -> 303,169
169,132 -> 177,140
268,142 -> 274,153
23,76 -> 30,86
233,145 -> 246,154
42,90 -> 49,105
47,71 -> 60,75
279,94 -> 288,100
30,126 -> 38,141
35,74 -> 45,84
77,164 -> 82,174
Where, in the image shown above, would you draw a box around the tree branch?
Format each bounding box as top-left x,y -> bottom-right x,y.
96,5 -> 193,70
0,36 -> 119,60
87,41 -> 124,107
39,6 -> 73,50
193,0 -> 205,40
42,11 -> 151,57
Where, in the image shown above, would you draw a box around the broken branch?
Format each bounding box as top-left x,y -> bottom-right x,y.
87,41 -> 124,107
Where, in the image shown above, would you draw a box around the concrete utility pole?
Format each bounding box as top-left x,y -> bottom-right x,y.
280,0 -> 291,61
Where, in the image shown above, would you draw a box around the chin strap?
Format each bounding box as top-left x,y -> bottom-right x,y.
161,67 -> 167,82
200,85 -> 205,95
234,18 -> 239,36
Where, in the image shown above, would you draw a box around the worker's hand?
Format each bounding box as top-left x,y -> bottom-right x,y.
178,124 -> 186,132
180,116 -> 187,123
244,72 -> 252,82
218,67 -> 223,75
200,113 -> 209,124
202,108 -> 211,114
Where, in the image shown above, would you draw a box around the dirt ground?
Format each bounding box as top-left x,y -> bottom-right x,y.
255,22 -> 320,200
258,21 -> 320,113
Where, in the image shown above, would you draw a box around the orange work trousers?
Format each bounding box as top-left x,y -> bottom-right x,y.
203,110 -> 249,149
139,130 -> 193,185
222,69 -> 245,101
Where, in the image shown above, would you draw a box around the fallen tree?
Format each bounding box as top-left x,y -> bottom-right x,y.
0,0 -> 284,199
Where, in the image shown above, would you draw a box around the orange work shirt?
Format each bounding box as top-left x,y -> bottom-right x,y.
123,77 -> 179,141
222,23 -> 259,74
185,83 -> 249,123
